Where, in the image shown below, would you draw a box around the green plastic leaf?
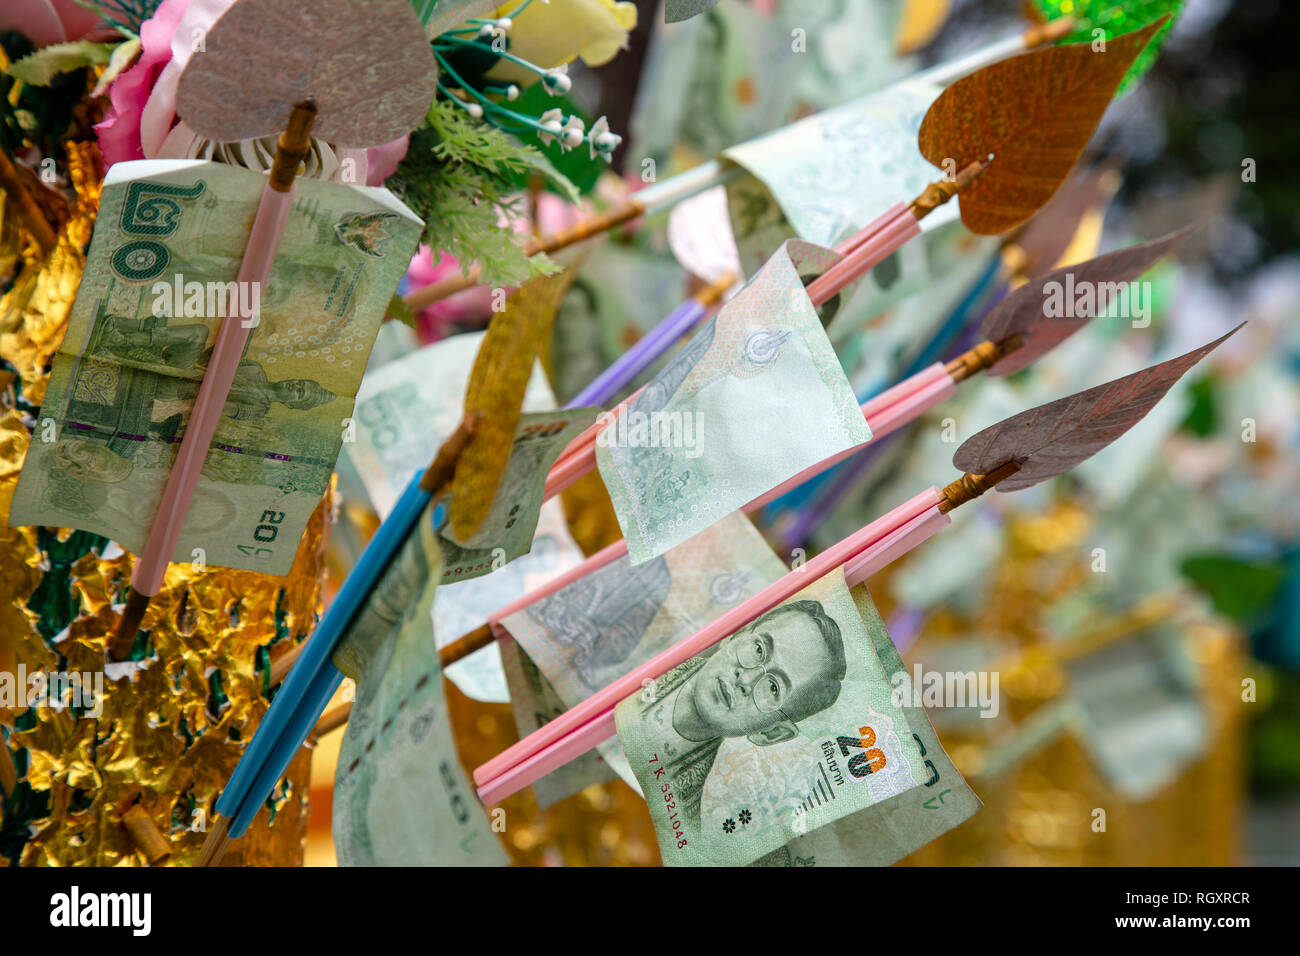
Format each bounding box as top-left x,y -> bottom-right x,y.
6,41 -> 117,86
516,148 -> 582,205
1033,0 -> 1183,91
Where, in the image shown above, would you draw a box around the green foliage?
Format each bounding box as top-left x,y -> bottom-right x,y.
0,32 -> 92,159
84,0 -> 164,36
506,84 -> 602,197
1180,553 -> 1287,625
387,101 -> 565,287
5,41 -> 116,85
1035,0 -> 1183,91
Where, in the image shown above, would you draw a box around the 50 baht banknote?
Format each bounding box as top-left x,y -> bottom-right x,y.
615,569 -> 936,866
10,159 -> 421,575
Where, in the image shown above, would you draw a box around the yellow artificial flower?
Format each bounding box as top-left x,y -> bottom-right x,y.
488,0 -> 637,86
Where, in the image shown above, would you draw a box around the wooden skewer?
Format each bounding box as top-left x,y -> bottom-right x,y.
194,815 -> 231,867
400,199 -> 646,313
308,703 -> 352,743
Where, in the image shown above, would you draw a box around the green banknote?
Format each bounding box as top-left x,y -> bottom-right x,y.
438,407 -> 597,583
332,501 -> 509,866
343,331 -> 556,518
595,240 -> 871,566
498,637 -> 618,808
614,569 -> 938,866
499,513 -> 788,792
10,159 -> 421,575
722,79 -> 953,275
750,583 -> 981,866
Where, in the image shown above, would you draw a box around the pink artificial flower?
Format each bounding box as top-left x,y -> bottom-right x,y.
406,246 -> 494,342
0,0 -> 117,48
93,0 -> 193,166
364,136 -> 409,187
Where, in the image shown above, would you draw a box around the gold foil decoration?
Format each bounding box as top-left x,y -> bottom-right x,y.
869,500 -> 1245,867
1,142 -> 333,867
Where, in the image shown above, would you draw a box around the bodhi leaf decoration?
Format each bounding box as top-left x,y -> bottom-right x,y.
1033,0 -> 1184,91
981,227 -> 1190,376
953,325 -> 1240,490
917,17 -> 1166,235
448,267 -> 579,541
176,0 -> 437,147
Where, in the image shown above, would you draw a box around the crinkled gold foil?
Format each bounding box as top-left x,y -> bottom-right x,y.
1,144 -> 332,866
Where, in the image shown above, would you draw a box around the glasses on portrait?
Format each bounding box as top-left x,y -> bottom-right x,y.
731,634 -> 787,715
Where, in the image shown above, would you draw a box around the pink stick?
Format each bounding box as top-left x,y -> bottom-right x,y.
131,185 -> 295,595
475,490 -> 948,805
472,485 -> 941,788
859,361 -> 950,420
745,365 -> 956,511
538,204 -> 918,499
808,212 -> 921,307
834,202 -> 910,258
865,370 -> 957,442
845,504 -> 948,585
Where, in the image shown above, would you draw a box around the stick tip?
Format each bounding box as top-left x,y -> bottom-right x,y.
194,815 -> 232,868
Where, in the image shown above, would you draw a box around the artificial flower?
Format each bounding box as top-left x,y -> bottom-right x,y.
486,0 -> 637,86
0,0 -> 117,49
537,107 -> 565,146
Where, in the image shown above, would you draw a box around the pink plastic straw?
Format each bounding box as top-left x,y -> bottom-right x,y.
475,488 -> 947,804
808,210 -> 921,307
473,485 -> 940,790
131,185 -> 295,595
834,201 -> 910,258
519,363 -> 957,646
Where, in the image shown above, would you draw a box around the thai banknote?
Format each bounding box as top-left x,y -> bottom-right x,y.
10,159 -> 421,575
438,407 -> 597,583
342,332 -> 588,701
332,501 -> 508,866
722,79 -> 954,275
498,512 -> 789,797
498,637 -> 618,808
595,239 -> 871,565
343,331 -> 556,519
750,583 -> 980,866
615,569 -> 936,866
434,499 -> 586,704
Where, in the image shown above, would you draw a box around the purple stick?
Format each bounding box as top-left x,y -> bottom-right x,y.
567,298 -> 707,409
